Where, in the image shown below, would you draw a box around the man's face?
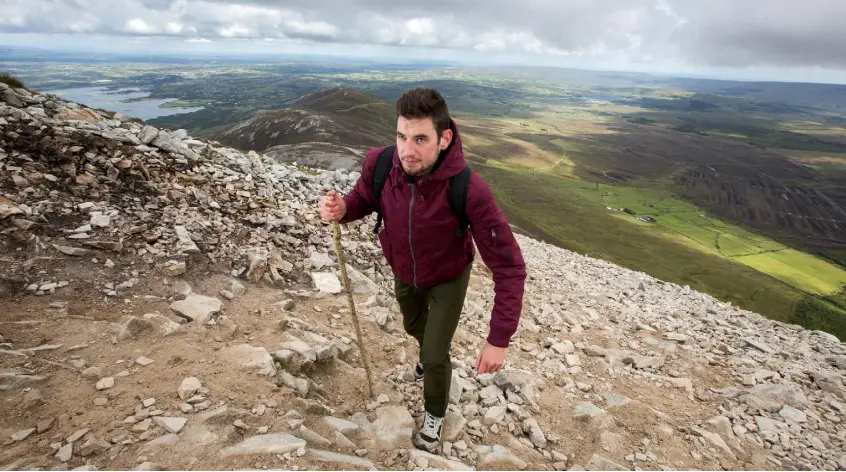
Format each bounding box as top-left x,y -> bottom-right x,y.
396,116 -> 452,176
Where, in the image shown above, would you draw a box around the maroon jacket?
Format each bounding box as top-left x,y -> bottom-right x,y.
340,119 -> 526,348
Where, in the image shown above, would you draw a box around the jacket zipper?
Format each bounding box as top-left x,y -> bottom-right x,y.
408,182 -> 418,287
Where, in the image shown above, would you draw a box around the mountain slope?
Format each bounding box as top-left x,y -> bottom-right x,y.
209,87 -> 395,169
2,82 -> 846,472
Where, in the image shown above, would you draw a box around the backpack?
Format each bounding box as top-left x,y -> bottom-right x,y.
371,145 -> 471,237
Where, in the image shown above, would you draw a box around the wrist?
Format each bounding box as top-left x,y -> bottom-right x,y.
486,336 -> 509,349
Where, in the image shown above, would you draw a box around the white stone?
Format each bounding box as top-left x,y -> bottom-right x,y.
310,251 -> 333,269
220,344 -> 277,376
484,405 -> 507,425
11,428 -> 35,441
692,427 -> 736,458
178,377 -> 202,400
311,272 -> 342,294
368,406 -> 414,443
306,449 -> 377,469
324,416 -> 361,435
779,405 -> 807,423
95,377 -> 115,390
477,444 -> 528,470
345,264 -> 379,294
550,341 -> 575,354
153,417 -> 187,433
170,294 -> 222,324
174,225 -> 200,253
408,449 -> 473,470
220,434 -> 306,457
56,443 -> 73,462
90,213 -> 111,228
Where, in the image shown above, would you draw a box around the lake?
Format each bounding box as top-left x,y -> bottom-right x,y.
41,87 -> 204,120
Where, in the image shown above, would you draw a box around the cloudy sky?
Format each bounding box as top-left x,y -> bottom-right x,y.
2,0 -> 846,83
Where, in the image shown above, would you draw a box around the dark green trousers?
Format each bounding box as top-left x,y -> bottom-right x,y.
394,264 -> 471,418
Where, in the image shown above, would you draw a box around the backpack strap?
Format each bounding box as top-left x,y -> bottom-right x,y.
448,166 -> 472,236
371,145 -> 396,234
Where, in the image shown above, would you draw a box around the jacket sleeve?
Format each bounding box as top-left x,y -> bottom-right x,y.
466,172 -> 527,348
339,146 -> 386,224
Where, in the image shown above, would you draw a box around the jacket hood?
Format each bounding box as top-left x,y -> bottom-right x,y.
397,118 -> 466,181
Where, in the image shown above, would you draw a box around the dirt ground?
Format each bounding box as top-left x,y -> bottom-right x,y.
0,251 -> 779,471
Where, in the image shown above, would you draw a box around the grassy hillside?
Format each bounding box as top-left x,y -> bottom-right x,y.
454,103 -> 846,270
208,87 -> 396,152
473,160 -> 846,339
587,184 -> 846,295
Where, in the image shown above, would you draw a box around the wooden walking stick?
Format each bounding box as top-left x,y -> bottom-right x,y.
331,212 -> 375,398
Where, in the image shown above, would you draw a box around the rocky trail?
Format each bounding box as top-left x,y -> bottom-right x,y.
2,81 -> 846,471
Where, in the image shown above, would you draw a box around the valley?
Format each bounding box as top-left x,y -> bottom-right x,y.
5,56 -> 846,339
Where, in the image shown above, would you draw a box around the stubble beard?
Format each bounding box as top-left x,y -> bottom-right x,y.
401,149 -> 439,177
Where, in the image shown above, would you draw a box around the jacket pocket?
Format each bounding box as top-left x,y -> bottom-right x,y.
481,222 -> 517,264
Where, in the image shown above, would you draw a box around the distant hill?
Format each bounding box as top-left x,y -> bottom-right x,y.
210,87 -> 396,169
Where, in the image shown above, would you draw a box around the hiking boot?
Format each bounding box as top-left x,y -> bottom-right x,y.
414,362 -> 424,380
413,411 -> 443,453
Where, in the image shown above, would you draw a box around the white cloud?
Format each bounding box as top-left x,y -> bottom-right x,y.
67,13 -> 100,33
0,0 -> 844,79
219,24 -> 253,38
186,37 -> 211,42
473,32 -> 507,52
286,19 -> 338,39
165,22 -> 183,34
125,18 -> 157,35
0,15 -> 26,27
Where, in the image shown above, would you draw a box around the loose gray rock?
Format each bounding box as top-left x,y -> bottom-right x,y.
221,344 -> 276,376
178,377 -> 202,400
584,454 -> 627,470
11,428 -> 35,441
521,418 -> 547,449
95,377 -> 115,390
276,370 -> 309,396
476,444 -> 528,470
153,417 -> 187,433
311,272 -> 342,294
170,294 -> 222,324
220,434 -> 306,457
368,406 -> 414,443
299,425 -> 332,447
692,427 -> 736,458
779,405 -> 807,423
408,449 -> 473,471
306,449 -> 377,470
323,416 -> 360,435
444,411 -> 467,442
56,443 -> 73,462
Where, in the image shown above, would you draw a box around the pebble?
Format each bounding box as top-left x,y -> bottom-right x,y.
95,377 -> 115,390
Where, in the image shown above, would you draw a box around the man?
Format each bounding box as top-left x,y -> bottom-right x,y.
319,87 -> 526,453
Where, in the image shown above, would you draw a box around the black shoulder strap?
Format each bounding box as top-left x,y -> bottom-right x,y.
449,166 -> 472,236
371,145 -> 395,234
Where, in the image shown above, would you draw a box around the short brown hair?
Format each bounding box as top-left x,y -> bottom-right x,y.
396,88 -> 450,138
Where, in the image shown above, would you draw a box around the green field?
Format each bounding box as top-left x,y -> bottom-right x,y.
586,182 -> 846,295
474,159 -> 846,339
735,250 -> 846,295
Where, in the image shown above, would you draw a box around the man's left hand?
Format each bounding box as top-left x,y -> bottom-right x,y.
475,341 -> 507,374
